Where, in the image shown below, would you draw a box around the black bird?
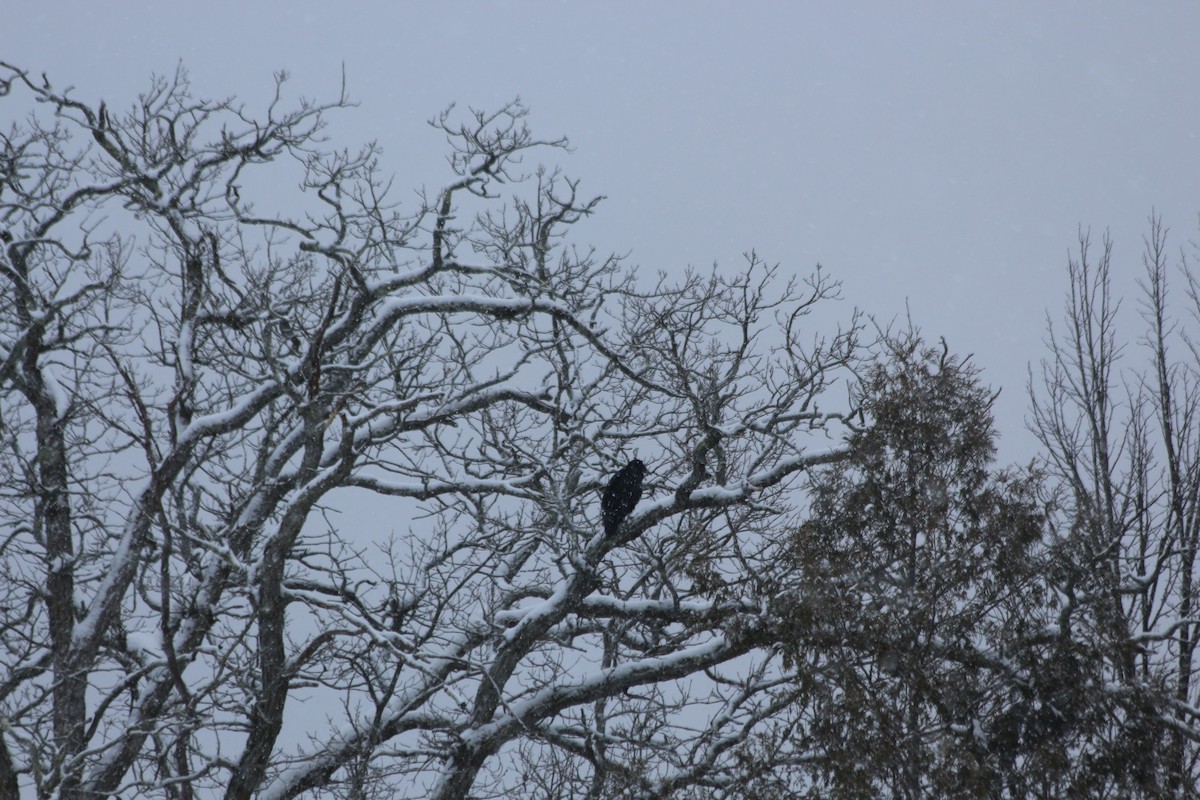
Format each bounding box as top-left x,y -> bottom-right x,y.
602,458 -> 646,537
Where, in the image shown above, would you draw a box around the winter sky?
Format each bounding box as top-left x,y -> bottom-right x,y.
4,1 -> 1198,463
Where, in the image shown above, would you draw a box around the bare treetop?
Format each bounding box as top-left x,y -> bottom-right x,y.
0,63 -> 858,800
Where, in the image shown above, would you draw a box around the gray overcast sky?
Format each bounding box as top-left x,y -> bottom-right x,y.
5,1 -> 1199,461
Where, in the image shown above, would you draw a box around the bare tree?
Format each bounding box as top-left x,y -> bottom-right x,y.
0,63 -> 860,800
1030,217 -> 1200,794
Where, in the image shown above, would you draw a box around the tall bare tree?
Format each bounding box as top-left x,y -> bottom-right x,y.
0,63 -> 860,800
1030,218 -> 1200,794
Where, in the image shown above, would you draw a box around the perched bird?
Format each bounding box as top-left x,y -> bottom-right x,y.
602,458 -> 646,537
